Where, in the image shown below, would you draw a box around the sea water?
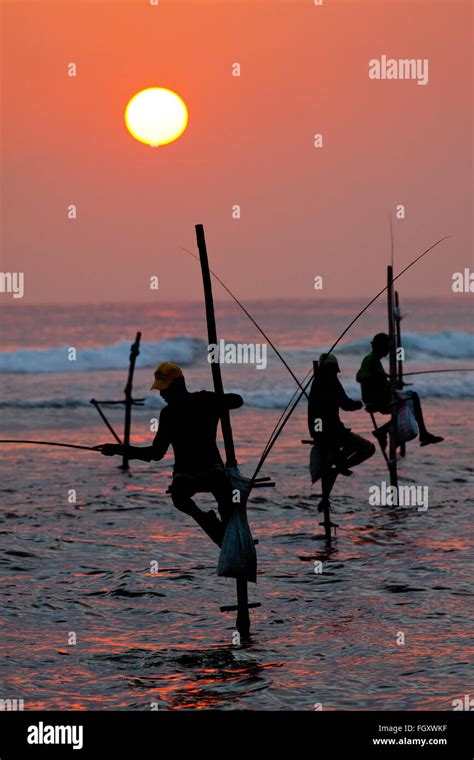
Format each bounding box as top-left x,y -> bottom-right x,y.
0,298 -> 472,709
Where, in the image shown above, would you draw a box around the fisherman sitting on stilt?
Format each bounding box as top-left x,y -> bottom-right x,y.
308,353 -> 376,512
100,362 -> 243,546
356,333 -> 444,449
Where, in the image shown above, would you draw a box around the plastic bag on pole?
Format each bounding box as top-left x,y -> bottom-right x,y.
396,392 -> 418,443
217,467 -> 257,583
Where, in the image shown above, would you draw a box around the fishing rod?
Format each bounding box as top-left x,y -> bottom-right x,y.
391,368 -> 474,377
252,234 -> 451,480
0,440 -> 106,451
181,246 -> 309,399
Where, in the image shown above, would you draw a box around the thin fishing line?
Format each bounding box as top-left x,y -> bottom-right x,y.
180,246 -> 309,398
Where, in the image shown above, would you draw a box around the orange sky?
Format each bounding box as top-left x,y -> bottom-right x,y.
1,0 -> 472,303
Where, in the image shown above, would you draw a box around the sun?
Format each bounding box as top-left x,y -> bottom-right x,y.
124,87 -> 188,147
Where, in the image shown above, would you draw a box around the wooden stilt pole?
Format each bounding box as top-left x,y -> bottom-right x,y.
236,578 -> 250,639
196,228 -> 236,468
307,364 -> 338,542
195,224 -> 251,639
387,267 -> 398,489
120,332 -> 141,471
320,467 -> 333,543
394,291 -> 406,457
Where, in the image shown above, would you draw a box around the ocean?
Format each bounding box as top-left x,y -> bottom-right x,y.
0,297 -> 473,709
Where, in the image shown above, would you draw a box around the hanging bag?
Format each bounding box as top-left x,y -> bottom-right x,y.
396,392 -> 418,443
217,467 -> 257,583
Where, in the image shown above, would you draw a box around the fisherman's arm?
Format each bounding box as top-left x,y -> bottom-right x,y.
336,379 -> 363,411
223,393 -> 244,410
100,410 -> 171,461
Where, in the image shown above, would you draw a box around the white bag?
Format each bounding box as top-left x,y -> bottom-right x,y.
396,392 -> 418,443
217,504 -> 257,582
217,467 -> 257,582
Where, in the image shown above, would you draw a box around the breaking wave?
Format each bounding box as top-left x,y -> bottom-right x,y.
1,331 -> 473,376
1,331 -> 472,375
0,337 -> 206,374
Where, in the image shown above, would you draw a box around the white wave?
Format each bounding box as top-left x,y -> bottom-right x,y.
1,331 -> 472,376
0,337 -> 207,374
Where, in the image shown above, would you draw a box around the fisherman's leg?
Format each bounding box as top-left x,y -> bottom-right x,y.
407,391 -> 428,437
321,467 -> 338,497
310,444 -> 338,484
370,404 -> 392,450
406,391 -> 444,445
170,481 -> 202,520
170,477 -> 223,546
343,433 -> 376,468
376,404 -> 392,433
208,470 -> 234,527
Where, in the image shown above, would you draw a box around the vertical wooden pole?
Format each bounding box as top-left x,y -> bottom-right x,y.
236,578 -> 249,638
121,331 -> 141,471
321,468 -> 333,543
395,291 -> 405,457
310,362 -> 334,542
387,267 -> 398,489
195,224 -> 250,638
195,225 -> 236,468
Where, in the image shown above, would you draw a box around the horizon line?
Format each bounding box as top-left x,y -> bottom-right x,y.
0,294 -> 466,309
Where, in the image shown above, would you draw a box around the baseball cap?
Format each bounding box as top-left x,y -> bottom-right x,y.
150,362 -> 184,390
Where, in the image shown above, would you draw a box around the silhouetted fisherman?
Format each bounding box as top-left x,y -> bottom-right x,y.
100,362 -> 243,546
308,353 -> 375,510
356,333 -> 444,448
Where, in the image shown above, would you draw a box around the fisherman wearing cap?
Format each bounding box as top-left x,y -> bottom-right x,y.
308,353 -> 376,504
357,333 -> 443,448
100,362 -> 243,546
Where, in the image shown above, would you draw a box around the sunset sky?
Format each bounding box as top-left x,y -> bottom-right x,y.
1,0 -> 472,303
